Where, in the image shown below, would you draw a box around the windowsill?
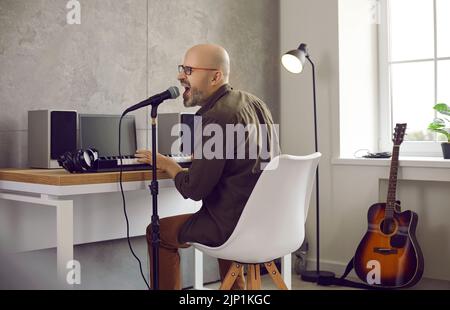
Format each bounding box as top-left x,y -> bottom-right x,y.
332,156 -> 450,169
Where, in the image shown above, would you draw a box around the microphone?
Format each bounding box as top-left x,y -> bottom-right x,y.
122,86 -> 180,115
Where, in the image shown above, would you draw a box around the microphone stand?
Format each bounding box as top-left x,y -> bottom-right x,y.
149,105 -> 160,290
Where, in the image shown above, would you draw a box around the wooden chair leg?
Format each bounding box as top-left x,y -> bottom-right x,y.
246,265 -> 252,290
219,262 -> 243,290
246,264 -> 261,290
264,261 -> 288,290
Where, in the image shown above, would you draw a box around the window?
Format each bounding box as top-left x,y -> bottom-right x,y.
379,0 -> 450,156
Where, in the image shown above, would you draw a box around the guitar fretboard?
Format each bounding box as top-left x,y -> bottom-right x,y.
386,145 -> 400,218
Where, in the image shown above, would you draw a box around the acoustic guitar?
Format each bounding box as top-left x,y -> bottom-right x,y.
353,123 -> 424,288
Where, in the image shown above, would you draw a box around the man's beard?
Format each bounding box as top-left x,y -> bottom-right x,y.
183,87 -> 205,108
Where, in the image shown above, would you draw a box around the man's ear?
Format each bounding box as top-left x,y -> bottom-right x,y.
211,71 -> 223,85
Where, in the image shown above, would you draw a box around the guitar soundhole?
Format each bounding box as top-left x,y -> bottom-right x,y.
380,219 -> 396,235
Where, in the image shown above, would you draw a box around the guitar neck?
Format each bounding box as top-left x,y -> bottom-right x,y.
386,145 -> 400,217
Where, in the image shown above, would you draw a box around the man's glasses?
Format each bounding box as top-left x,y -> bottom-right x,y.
178,65 -> 218,76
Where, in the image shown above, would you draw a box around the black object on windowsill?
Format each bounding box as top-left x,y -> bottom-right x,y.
362,152 -> 392,159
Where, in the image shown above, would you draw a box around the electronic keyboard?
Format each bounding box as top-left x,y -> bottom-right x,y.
91,154 -> 192,172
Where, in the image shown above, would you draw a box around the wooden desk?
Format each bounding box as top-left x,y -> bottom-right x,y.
0,168 -> 171,186
0,168 -> 173,196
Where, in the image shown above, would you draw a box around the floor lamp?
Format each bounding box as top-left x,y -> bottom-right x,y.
281,43 -> 335,283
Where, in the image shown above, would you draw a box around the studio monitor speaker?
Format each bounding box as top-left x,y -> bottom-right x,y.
28,110 -> 77,168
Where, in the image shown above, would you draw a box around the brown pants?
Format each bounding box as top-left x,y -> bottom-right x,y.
146,213 -> 245,290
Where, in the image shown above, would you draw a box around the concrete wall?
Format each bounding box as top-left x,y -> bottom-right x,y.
0,0 -> 280,169
0,0 -> 280,289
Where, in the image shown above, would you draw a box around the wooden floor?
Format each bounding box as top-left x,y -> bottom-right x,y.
203,273 -> 450,290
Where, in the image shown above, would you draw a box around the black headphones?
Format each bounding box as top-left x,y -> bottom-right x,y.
58,148 -> 99,173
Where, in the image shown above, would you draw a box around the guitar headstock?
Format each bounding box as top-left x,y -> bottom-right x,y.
392,123 -> 407,145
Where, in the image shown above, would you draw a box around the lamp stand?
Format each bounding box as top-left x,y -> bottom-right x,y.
299,55 -> 335,283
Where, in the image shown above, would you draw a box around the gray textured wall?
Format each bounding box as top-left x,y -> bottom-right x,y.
0,0 -> 280,168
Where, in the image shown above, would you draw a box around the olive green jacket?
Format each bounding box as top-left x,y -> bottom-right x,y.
175,84 -> 276,246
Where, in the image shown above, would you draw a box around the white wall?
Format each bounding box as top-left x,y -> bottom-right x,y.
280,0 -> 340,272
338,0 -> 378,157
281,0 -> 450,281
280,2 -> 339,281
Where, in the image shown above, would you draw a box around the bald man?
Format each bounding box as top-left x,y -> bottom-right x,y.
135,44 -> 276,290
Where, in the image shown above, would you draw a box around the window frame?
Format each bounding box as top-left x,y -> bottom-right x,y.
378,0 -> 448,157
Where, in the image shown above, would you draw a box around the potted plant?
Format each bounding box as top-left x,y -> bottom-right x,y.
428,103 -> 450,159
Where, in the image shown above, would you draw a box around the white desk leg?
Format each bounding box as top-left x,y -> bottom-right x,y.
57,200 -> 73,286
0,193 -> 74,288
281,254 -> 292,290
43,195 -> 74,287
194,248 -> 204,290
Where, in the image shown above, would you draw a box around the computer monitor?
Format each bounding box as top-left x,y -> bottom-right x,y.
180,112 -> 195,154
157,113 -> 179,155
157,112 -> 195,155
79,114 -> 136,157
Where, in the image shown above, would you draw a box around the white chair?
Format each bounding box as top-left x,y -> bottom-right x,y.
191,152 -> 321,290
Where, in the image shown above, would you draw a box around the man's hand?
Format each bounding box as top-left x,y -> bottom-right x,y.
135,149 -> 183,179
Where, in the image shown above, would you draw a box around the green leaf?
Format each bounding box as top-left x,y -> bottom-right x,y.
429,104 -> 449,142
428,124 -> 444,132
433,129 -> 450,139
433,103 -> 450,116
428,118 -> 445,129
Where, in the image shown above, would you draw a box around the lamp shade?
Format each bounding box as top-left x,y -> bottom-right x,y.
281,43 -> 309,74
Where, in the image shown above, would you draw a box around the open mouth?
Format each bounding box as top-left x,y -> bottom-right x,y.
183,86 -> 191,98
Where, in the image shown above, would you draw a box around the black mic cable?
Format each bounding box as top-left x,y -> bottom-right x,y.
118,115 -> 150,290
117,87 -> 178,289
